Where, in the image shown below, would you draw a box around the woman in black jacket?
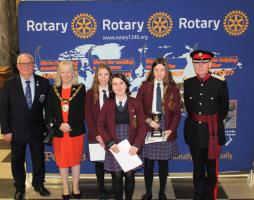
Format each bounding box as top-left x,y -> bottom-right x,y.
46,60 -> 86,200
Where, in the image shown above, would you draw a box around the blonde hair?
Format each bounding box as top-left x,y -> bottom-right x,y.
54,60 -> 79,87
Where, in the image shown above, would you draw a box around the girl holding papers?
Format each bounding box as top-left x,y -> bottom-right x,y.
85,64 -> 112,200
136,58 -> 181,200
97,73 -> 147,200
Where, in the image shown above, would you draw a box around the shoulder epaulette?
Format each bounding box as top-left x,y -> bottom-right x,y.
183,75 -> 195,81
211,73 -> 225,81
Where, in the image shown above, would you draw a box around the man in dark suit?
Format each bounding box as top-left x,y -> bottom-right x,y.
0,53 -> 50,199
184,50 -> 229,200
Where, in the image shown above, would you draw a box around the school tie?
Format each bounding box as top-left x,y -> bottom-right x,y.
25,80 -> 32,109
118,101 -> 124,111
102,90 -> 107,103
156,83 -> 162,112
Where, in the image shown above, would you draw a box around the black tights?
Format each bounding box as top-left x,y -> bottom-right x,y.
111,171 -> 135,200
144,158 -> 168,195
95,162 -> 106,194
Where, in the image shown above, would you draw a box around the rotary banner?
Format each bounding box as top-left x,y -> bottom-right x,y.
19,0 -> 254,173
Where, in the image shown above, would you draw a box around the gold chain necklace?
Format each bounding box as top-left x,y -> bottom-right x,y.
53,84 -> 82,112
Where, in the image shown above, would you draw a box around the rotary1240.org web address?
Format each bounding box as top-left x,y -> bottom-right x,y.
102,34 -> 149,41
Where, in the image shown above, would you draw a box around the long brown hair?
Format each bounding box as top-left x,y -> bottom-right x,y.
91,64 -> 112,103
146,58 -> 176,110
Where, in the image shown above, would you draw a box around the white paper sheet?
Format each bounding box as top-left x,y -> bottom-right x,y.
110,139 -> 142,172
89,143 -> 105,161
145,131 -> 168,144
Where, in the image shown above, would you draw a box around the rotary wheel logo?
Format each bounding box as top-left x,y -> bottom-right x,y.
147,12 -> 173,38
224,10 -> 248,36
71,13 -> 97,39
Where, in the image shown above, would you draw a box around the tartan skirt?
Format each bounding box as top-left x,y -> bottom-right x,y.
104,124 -> 129,172
142,115 -> 179,160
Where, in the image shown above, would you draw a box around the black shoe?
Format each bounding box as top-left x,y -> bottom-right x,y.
62,193 -> 70,200
99,189 -> 108,200
99,193 -> 107,200
71,191 -> 82,199
34,185 -> 50,196
142,193 -> 152,200
158,193 -> 167,200
14,190 -> 25,200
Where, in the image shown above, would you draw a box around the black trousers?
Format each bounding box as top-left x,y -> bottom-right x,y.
111,170 -> 135,200
143,158 -> 168,196
11,137 -> 45,191
95,162 -> 107,194
190,147 -> 218,200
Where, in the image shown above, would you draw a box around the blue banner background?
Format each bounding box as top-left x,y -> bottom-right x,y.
19,0 -> 254,173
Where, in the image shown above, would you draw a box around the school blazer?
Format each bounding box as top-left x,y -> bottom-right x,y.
136,81 -> 181,141
97,96 -> 147,149
85,89 -> 101,141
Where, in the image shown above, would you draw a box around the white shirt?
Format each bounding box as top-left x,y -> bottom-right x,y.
116,96 -> 127,107
152,79 -> 163,113
99,86 -> 109,109
20,75 -> 35,103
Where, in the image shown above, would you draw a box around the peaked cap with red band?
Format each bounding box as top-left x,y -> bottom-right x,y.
190,50 -> 214,63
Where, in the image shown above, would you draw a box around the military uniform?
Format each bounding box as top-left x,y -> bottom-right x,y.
184,50 -> 229,200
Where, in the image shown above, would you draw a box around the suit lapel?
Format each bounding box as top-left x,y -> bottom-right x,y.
15,76 -> 29,110
56,85 -> 63,98
69,84 -> 81,102
54,85 -> 62,117
32,75 -> 39,109
70,85 -> 76,97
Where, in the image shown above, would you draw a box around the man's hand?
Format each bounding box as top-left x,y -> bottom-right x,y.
110,144 -> 120,153
3,133 -> 12,143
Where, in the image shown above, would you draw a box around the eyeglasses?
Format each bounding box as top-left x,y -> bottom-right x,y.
17,62 -> 34,67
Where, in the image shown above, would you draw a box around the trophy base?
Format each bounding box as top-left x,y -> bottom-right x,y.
151,130 -> 162,137
145,131 -> 167,144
